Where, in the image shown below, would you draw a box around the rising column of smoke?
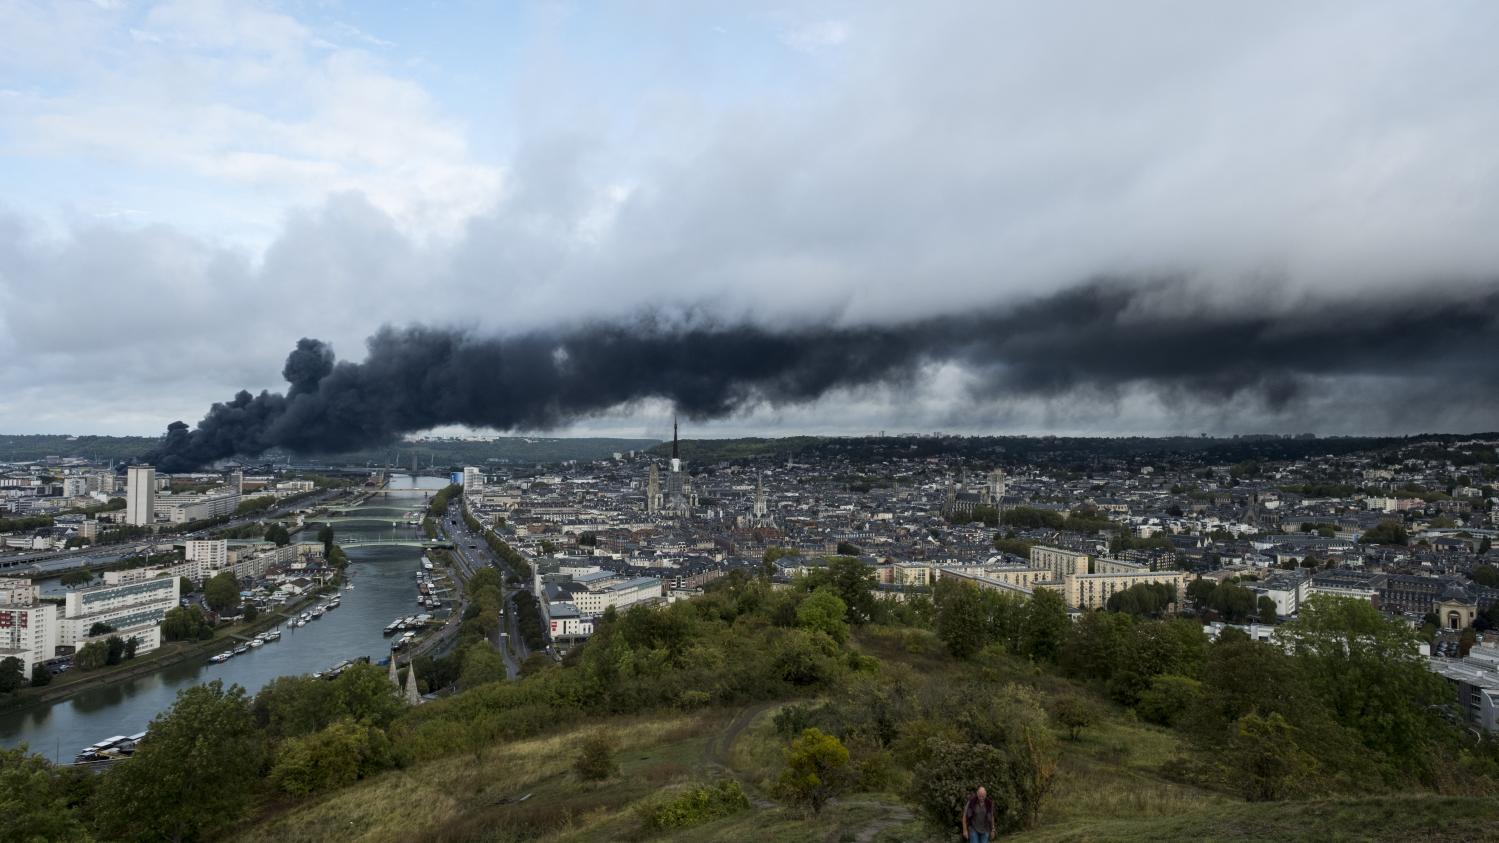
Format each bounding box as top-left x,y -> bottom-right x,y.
144,280 -> 1499,471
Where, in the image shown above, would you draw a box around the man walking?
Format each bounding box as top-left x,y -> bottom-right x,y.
961,785 -> 996,843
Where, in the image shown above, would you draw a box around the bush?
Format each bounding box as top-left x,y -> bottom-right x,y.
1136,674 -> 1203,727
0,657 -> 23,693
30,663 -> 52,688
269,720 -> 396,796
910,738 -> 1009,831
573,731 -> 619,782
777,728 -> 852,813
638,779 -> 750,830
1053,696 -> 1098,740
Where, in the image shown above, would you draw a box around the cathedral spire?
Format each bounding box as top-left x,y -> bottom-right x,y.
672,415 -> 679,460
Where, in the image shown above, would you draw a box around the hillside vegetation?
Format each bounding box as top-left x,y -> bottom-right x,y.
8,562 -> 1499,842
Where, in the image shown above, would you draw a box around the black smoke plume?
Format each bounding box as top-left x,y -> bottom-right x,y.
144,280 -> 1499,471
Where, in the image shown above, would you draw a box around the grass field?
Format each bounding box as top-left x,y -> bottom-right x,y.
228,626 -> 1499,843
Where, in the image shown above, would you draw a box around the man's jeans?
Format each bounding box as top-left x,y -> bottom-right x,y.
969,832 -> 990,843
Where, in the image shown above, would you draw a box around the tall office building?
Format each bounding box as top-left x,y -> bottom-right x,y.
125,465 -> 156,527
462,466 -> 483,494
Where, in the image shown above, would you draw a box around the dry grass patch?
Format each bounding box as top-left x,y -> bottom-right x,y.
231,713 -> 710,843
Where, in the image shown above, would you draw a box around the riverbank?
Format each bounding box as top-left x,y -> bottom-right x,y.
0,583 -> 339,714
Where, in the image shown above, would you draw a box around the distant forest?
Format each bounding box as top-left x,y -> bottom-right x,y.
7,430 -> 1496,470
654,432 -> 1499,469
0,434 -> 659,467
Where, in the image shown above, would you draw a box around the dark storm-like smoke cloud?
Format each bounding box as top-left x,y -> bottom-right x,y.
144,280 -> 1499,471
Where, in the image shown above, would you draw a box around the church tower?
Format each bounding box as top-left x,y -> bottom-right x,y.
753,472 -> 769,524
646,464 -> 661,514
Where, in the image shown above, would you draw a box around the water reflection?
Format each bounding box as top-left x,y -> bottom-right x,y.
0,474 -> 447,761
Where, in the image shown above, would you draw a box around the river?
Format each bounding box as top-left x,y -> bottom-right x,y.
0,474 -> 449,762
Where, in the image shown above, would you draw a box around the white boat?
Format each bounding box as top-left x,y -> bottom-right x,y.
249,639 -> 264,648
266,629 -> 281,641
209,652 -> 232,663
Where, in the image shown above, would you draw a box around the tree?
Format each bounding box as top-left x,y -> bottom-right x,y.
836,541 -> 862,556
1053,696 -> 1097,740
30,663 -> 52,687
1359,520 -> 1409,546
1276,595 -> 1451,776
59,570 -> 93,587
1020,589 -> 1068,663
573,730 -> 619,781
1105,582 -> 1176,617
178,576 -> 196,595
1460,626 -> 1478,657
203,571 -> 240,614
161,606 -> 213,642
777,728 -> 852,813
0,657 -> 24,693
796,588 -> 850,644
316,524 -> 335,553
935,580 -> 990,659
1135,674 -> 1203,727
803,556 -> 877,625
1257,595 -> 1278,623
458,643 -> 508,690
1060,610 -> 1133,683
268,719 -> 395,797
73,642 -> 107,671
911,739 -> 1009,832
243,604 -> 259,622
104,636 -> 125,666
1472,564 -> 1499,588
92,680 -> 266,842
333,663 -> 405,728
264,523 -> 291,546
1233,712 -> 1314,801
910,687 -> 1058,836
252,675 -> 339,741
0,745 -> 90,841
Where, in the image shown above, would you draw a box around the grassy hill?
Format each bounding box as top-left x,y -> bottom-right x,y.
224,625 -> 1499,843
30,571 -> 1499,842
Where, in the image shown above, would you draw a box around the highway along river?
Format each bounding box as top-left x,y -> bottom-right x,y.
0,474 -> 448,762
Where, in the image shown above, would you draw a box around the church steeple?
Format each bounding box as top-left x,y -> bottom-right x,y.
672,415 -> 679,460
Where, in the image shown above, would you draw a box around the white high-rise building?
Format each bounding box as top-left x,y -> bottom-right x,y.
462,466 -> 483,494
184,539 -> 229,578
125,465 -> 156,527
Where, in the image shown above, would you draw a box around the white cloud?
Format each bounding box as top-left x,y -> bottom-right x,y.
5,1 -> 1499,436
2,0 -> 497,242
781,19 -> 849,53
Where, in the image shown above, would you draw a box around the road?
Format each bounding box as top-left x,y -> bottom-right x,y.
436,502 -> 534,678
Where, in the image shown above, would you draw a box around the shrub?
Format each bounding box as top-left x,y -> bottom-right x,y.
910,738 -> 1008,831
269,720 -> 396,796
774,703 -> 818,738
1136,674 -> 1203,727
1053,696 -> 1098,740
573,730 -> 619,781
638,779 -> 750,830
777,728 -> 852,813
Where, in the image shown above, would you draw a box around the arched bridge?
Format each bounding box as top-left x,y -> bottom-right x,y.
305,516 -> 421,526
340,538 -> 454,549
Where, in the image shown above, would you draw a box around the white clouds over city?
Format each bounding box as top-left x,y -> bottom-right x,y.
4,1 -> 1499,437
